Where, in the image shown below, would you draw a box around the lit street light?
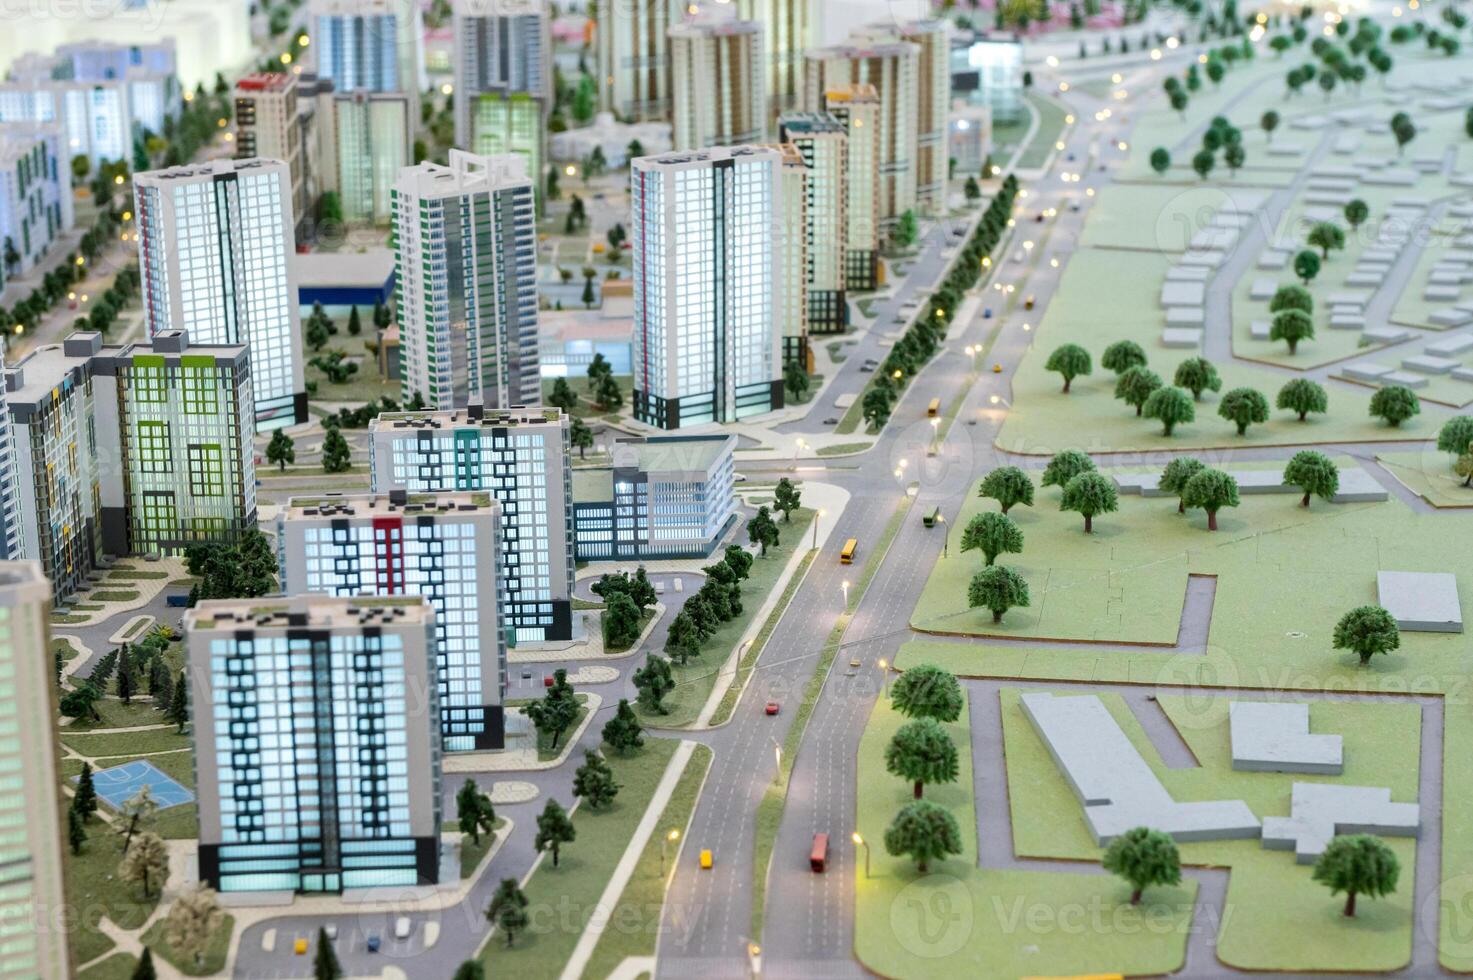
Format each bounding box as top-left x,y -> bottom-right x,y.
853,832 -> 871,878
812,507 -> 825,550
878,658 -> 890,697
660,828 -> 681,876
928,416 -> 939,456
841,579 -> 850,609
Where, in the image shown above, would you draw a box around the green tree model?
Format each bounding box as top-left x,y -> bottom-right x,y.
890,664 -> 964,723
535,798 -> 576,867
1261,109 -> 1280,139
978,466 -> 1034,514
321,423 -> 352,472
1192,149 -> 1215,180
885,719 -> 960,799
487,878 -> 529,946
602,698 -> 645,753
1369,385 -> 1420,427
569,416 -> 594,459
1270,308 -> 1315,355
747,506 -> 781,556
313,926 -> 343,980
526,669 -> 580,750
1114,366 -> 1163,416
773,477 -> 802,522
894,209 -> 919,248
1312,834 -> 1399,916
1436,416 -> 1473,463
1181,468 -> 1240,531
165,886 -> 224,970
573,750 -> 620,809
1307,220 -> 1346,259
548,377 -> 578,412
1344,198 -> 1369,229
456,778 -> 496,845
1101,340 -> 1148,375
862,386 -> 895,430
1044,343 -> 1092,393
1173,357 -> 1221,400
884,800 -> 963,873
75,762 -> 99,817
1142,386 -> 1196,436
119,831 -> 169,898
168,670 -> 189,733
964,176 -> 981,199
959,512 -> 1023,566
1293,248 -> 1321,284
783,360 -> 810,403
1160,457 -> 1206,514
603,591 -> 643,650
1041,449 -> 1096,489
1061,472 -> 1118,534
1218,387 -> 1270,435
266,429 -> 295,471
1283,450 -> 1340,507
664,611 -> 702,664
723,544 -> 754,580
1224,142 -> 1245,175
185,529 -> 278,600
68,806 -> 87,855
1103,827 -> 1182,904
633,655 -> 675,713
1150,147 -> 1171,174
1270,284 -> 1314,315
968,564 -> 1031,623
1333,606 -> 1400,665
1276,378 -> 1328,421
116,648 -> 138,704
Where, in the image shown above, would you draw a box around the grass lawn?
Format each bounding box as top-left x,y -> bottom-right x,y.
854,689 -> 1196,979
140,914 -> 234,976
1000,686 -> 1417,971
64,698 -> 176,732
507,695 -> 591,761
1378,451 -> 1473,508
638,509 -> 814,728
814,442 -> 872,457
478,738 -> 682,976
540,374 -> 633,420
63,822 -> 160,965
77,954 -> 139,980
62,727 -> 191,758
582,744 -> 713,978
1016,92 -> 1070,170
606,609 -> 655,654
85,590 -> 141,603
305,332 -> 399,404
460,818 -> 508,879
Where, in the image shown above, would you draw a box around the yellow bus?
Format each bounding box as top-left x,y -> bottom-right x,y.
840,538 -> 858,564
927,397 -> 940,417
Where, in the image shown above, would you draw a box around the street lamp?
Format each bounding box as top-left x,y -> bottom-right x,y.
938,514 -> 948,558
841,579 -> 850,609
812,508 -> 825,550
772,738 -> 783,781
878,658 -> 890,697
929,416 -> 940,456
852,832 -> 871,878
792,437 -> 806,470
660,828 -> 681,876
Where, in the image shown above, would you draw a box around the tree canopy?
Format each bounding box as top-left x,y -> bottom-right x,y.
1102,827 -> 1182,904
1160,457 -> 1205,514
978,466 -> 1034,514
1312,834 -> 1399,917
1369,385 -> 1420,427
891,664 -> 964,722
1143,386 -> 1196,436
1060,472 -> 1119,533
959,512 -> 1023,566
1044,344 -> 1093,393
1283,450 -> 1339,507
1333,606 -> 1400,665
1181,468 -> 1240,531
1041,449 -> 1096,488
1276,379 -> 1328,421
1218,387 -> 1270,435
1173,357 -> 1221,400
883,800 -> 963,873
968,564 -> 1031,624
885,718 -> 960,799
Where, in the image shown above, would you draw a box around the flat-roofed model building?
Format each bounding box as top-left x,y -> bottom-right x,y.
0,122 -> 74,283
0,357 -> 21,562
0,562 -> 68,975
804,40 -> 919,234
669,14 -> 766,151
631,146 -> 784,429
952,30 -> 1024,125
571,434 -> 737,560
311,0 -> 425,95
596,0 -> 684,120
821,84 -> 880,290
391,151 -> 540,411
327,90 -> 412,226
276,490 -> 507,750
894,20 -> 950,213
186,594 -> 443,894
233,74 -> 309,230
452,0 -> 551,149
134,157 -> 306,430
736,0 -> 811,114
464,91 -> 543,191
778,111 -> 847,331
764,142 -> 808,367
4,330 -> 257,603
368,404 -> 575,643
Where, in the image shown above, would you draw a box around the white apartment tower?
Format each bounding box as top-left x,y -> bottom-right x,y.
391,151 -> 540,410
821,84 -> 881,291
669,14 -> 766,151
631,146 -> 784,429
596,0 -> 685,120
312,0 -> 426,94
860,20 -> 950,214
737,0 -> 812,114
778,112 -> 848,332
452,0 -> 551,149
133,157 -> 307,431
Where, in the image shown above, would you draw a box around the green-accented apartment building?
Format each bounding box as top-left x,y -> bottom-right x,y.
2,330 -> 256,602
467,91 -> 543,195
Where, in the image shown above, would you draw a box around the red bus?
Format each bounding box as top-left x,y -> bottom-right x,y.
810,833 -> 829,872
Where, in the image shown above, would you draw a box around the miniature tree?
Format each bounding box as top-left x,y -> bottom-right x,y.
723,544 -> 753,580
885,719 -> 960,799
1142,386 -> 1196,436
1150,147 -> 1171,174
1436,416 -> 1473,463
1219,387 -> 1270,435
1160,457 -> 1206,514
1044,343 -> 1092,393
1101,340 -> 1148,375
266,429 -> 295,471
457,778 -> 496,845
1276,378 -> 1328,421
321,423 -> 352,473
116,649 -> 138,704
1174,357 -> 1222,401
119,831 -> 169,898
862,386 -> 895,429
747,506 -> 780,556
548,377 -> 578,412
487,878 -> 529,946
633,655 -> 675,713
1270,308 -> 1315,355
168,670 -> 189,733
1307,221 -> 1346,259
978,466 -> 1034,514
959,512 -> 1023,566
573,750 -> 620,809
452,962 -> 485,980
1344,198 -> 1369,229
883,799 -> 963,873
1181,468 -> 1240,531
1102,827 -> 1182,904
1333,606 -> 1400,665
1224,142 -> 1245,176
890,664 -> 964,722
1060,472 -> 1118,533
164,886 -> 224,970
133,949 -> 157,980
968,565 -> 1031,623
1369,385 -> 1420,427
1284,450 -> 1340,507
1261,109 -> 1280,140
1114,366 -> 1163,416
1192,148 -> 1215,180
1312,834 -> 1399,917
664,611 -> 702,664
74,762 -> 99,817
116,785 -> 158,855
535,798 -> 576,867
602,699 -> 645,753
1040,449 -> 1096,489
313,926 -> 343,980
773,477 -> 802,522
68,807 -> 86,855
525,669 -> 579,750
1293,248 -> 1321,284
1269,283 -> 1313,315
569,416 -> 594,459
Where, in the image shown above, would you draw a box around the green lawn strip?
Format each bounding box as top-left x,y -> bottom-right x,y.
77,953 -> 139,980
854,687 -> 1195,978
710,552 -> 816,726
539,374 -> 633,420
478,738 -> 681,977
105,569 -> 170,581
52,614 -> 90,625
85,590 -> 141,603
572,597 -> 604,611
460,818 -> 509,879
62,727 -> 191,758
1440,702 -> 1473,970
639,510 -> 814,728
751,495 -> 911,939
1000,686 -> 1416,971
506,695 -> 591,761
1016,91 -> 1070,170
1377,451 -> 1473,509
304,333 -> 400,403
582,744 -> 714,978
814,442 -> 872,457
140,913 -> 234,976
55,637 -> 82,663
63,821 -> 160,965
64,697 -> 175,732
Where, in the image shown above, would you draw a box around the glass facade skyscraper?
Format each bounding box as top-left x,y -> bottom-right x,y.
631,146 -> 784,429
466,92 -> 543,192
596,0 -> 685,120
134,157 -> 307,431
311,0 -> 424,95
330,91 -> 412,226
452,0 -> 550,150
186,595 -> 443,894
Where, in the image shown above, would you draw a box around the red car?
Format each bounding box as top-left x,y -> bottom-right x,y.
765,701 -> 780,716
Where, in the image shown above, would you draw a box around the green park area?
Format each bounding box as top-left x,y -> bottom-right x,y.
853,690 -> 1197,979
1378,450 -> 1473,507
1000,687 -> 1419,972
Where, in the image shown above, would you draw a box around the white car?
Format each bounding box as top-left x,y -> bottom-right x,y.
393,917 -> 412,941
